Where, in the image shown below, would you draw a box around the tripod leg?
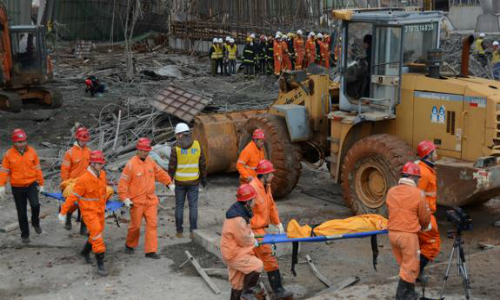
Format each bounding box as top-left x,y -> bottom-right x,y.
440,243 -> 456,298
458,246 -> 472,300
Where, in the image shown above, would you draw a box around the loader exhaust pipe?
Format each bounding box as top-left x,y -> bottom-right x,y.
427,49 -> 443,79
459,35 -> 475,78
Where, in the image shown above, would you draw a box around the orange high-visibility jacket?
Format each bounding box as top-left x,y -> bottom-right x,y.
306,38 -> 317,65
0,146 -> 44,187
221,216 -> 256,262
273,40 -> 283,75
249,178 -> 280,230
319,40 -> 330,69
61,168 -> 109,215
118,155 -> 171,205
236,141 -> 266,181
417,161 -> 437,213
60,143 -> 91,181
293,37 -> 305,69
281,41 -> 291,71
387,180 -> 431,233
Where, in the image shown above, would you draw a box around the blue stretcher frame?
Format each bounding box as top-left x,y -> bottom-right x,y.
259,230 -> 388,245
41,192 -> 123,213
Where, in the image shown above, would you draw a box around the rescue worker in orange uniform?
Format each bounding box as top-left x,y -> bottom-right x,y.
237,129 -> 266,184
305,32 -> 317,67
416,140 -> 441,281
0,129 -> 44,243
221,184 -> 263,300
250,160 -> 293,299
317,33 -> 330,69
61,126 -> 91,232
118,138 -> 173,259
387,162 -> 431,300
58,150 -> 111,276
294,30 -> 306,70
273,33 -> 283,76
282,35 -> 292,72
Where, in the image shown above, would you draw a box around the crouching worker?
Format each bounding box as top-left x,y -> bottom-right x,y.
221,184 -> 263,300
387,162 -> 431,300
250,160 -> 292,299
58,150 -> 112,276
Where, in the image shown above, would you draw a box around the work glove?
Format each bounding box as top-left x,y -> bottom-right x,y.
277,223 -> 285,235
38,186 -> 45,194
168,184 -> 176,192
422,222 -> 432,232
0,186 -> 5,199
58,213 -> 66,224
201,177 -> 207,188
123,198 -> 133,208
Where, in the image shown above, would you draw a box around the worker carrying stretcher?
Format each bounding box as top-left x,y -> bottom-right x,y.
237,129 -> 266,184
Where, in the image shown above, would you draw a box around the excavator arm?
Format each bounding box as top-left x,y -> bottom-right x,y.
0,1 -> 12,85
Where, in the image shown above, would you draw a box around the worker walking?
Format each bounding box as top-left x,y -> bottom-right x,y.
209,38 -> 220,76
286,33 -> 295,70
249,160 -> 293,299
305,32 -> 317,67
266,35 -> 274,75
274,33 -> 283,76
227,38 -> 238,75
318,33 -> 330,69
118,138 -> 173,259
492,41 -> 500,80
217,38 -> 225,74
0,129 -> 44,243
168,123 -> 207,239
475,32 -> 487,67
258,35 -> 268,75
237,129 -> 266,184
294,30 -> 306,70
282,36 -> 292,72
243,37 -> 256,80
58,150 -> 111,276
60,126 -> 91,233
416,141 -> 441,281
223,36 -> 231,76
387,162 -> 431,300
221,184 -> 263,300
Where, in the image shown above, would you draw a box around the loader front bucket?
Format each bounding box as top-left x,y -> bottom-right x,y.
193,109 -> 266,174
436,157 -> 500,207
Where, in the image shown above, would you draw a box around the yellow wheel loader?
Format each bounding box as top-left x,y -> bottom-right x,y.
194,9 -> 500,215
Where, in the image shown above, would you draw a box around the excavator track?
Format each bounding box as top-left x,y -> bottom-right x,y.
0,91 -> 22,112
26,87 -> 63,108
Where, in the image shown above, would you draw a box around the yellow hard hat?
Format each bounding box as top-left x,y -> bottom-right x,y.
246,37 -> 252,42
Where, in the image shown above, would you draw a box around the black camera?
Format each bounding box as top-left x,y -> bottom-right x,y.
446,207 -> 472,231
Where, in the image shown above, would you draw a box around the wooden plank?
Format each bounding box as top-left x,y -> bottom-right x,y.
185,250 -> 221,294
306,254 -> 333,287
314,276 -> 360,297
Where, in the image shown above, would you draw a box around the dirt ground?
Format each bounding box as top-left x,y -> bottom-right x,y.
1,49 -> 500,300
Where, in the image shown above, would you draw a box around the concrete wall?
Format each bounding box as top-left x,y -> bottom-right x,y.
448,5 -> 483,30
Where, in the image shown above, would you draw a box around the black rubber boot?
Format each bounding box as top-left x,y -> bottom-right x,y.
65,212 -> 72,230
241,271 -> 260,300
395,279 -> 407,300
418,255 -> 430,283
230,289 -> 243,300
95,253 -> 108,276
80,242 -> 93,264
405,281 -> 419,300
267,269 -> 294,299
80,220 -> 88,236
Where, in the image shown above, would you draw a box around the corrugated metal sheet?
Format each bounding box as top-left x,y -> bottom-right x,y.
4,0 -> 32,25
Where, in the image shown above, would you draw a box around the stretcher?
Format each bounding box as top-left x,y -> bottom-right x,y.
257,229 -> 388,276
42,192 -> 124,226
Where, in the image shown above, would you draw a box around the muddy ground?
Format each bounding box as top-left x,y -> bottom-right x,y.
1,48 -> 500,300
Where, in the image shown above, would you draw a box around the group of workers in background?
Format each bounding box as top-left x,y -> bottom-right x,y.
210,30 -> 335,79
0,122 -> 441,299
474,32 -> 500,80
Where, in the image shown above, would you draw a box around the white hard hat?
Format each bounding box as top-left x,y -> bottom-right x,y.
276,31 -> 282,36
250,33 -> 255,39
494,41 -> 499,46
309,31 -> 315,37
297,29 -> 303,35
175,123 -> 190,135
275,33 -> 281,39
229,38 -> 235,43
480,32 -> 486,38
218,38 -> 223,43
213,38 -> 218,43
317,33 -> 323,39
226,36 -> 231,42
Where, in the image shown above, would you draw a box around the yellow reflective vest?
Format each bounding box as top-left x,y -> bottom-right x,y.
211,45 -> 223,59
227,44 -> 237,60
174,140 -> 201,182
475,38 -> 485,55
493,50 -> 500,64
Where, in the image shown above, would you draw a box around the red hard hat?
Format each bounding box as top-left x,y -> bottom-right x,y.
401,162 -> 421,177
11,129 -> 27,142
256,159 -> 275,175
85,79 -> 92,87
417,140 -> 436,159
89,150 -> 106,164
136,137 -> 152,151
252,129 -> 265,140
75,127 -> 90,141
236,184 -> 257,202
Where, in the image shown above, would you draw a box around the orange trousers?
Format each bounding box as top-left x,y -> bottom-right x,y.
83,212 -> 106,253
295,53 -> 304,70
227,254 -> 263,290
418,215 -> 441,261
252,228 -> 279,272
274,57 -> 282,75
283,55 -> 292,71
126,203 -> 158,253
389,231 -> 420,283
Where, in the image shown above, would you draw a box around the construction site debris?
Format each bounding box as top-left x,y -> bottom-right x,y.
185,250 -> 221,294
151,86 -> 212,122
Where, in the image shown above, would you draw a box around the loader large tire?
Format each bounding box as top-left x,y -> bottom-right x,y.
341,134 -> 416,216
239,114 -> 302,199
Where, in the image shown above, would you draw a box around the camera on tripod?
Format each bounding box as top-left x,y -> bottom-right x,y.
446,207 -> 472,231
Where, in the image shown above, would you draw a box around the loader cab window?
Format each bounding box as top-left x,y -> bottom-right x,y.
10,29 -> 40,70
402,23 -> 439,65
343,22 -> 372,100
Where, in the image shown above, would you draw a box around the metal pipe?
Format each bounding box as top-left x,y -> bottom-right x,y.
459,35 -> 474,78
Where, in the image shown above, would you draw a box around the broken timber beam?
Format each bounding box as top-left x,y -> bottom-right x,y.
185,250 -> 221,294
306,254 -> 333,287
314,276 -> 360,297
